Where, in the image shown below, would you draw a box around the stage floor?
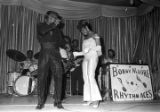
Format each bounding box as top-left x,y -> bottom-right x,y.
0,94 -> 160,112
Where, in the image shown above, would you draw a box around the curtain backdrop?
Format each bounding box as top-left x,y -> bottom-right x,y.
0,5 -> 160,93
0,0 -> 154,19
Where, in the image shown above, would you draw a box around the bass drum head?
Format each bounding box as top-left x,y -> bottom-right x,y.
14,76 -> 35,96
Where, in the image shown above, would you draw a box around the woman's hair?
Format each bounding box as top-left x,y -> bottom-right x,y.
77,20 -> 92,31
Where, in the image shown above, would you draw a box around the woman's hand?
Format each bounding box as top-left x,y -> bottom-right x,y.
73,52 -> 84,57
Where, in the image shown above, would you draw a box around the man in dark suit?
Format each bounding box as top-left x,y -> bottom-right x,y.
36,11 -> 65,109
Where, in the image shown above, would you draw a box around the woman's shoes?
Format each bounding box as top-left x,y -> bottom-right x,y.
82,101 -> 92,106
92,101 -> 99,108
82,101 -> 100,108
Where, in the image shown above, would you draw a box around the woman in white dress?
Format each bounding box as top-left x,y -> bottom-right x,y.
74,20 -> 102,108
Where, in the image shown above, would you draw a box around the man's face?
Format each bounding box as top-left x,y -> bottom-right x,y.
47,13 -> 57,24
65,44 -> 71,52
72,41 -> 78,48
108,51 -> 114,58
27,51 -> 33,59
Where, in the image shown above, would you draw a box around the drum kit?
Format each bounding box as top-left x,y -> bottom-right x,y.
6,49 -> 39,96
6,48 -> 77,96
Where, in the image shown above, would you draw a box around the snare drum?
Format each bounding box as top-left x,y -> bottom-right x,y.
8,72 -> 21,86
29,64 -> 38,72
14,76 -> 36,96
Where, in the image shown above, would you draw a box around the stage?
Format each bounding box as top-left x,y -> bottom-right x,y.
0,94 -> 160,112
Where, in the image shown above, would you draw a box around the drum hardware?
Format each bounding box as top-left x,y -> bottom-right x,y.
30,70 -> 38,78
7,72 -> 21,87
7,72 -> 20,95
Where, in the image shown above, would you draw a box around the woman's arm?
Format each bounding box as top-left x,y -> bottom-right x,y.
92,34 -> 102,56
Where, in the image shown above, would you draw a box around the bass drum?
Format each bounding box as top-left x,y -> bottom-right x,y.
14,76 -> 36,96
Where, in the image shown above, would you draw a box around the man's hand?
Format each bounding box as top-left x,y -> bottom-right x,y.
59,48 -> 68,59
55,19 -> 61,26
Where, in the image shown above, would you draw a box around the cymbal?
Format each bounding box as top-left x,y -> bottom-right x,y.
6,49 -> 26,62
34,52 -> 40,59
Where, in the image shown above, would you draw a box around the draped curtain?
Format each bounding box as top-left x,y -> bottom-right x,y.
0,0 -> 154,19
0,5 -> 160,93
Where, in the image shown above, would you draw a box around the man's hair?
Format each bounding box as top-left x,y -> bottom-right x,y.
45,11 -> 62,20
27,50 -> 33,55
71,39 -> 79,48
108,49 -> 115,58
77,20 -> 92,31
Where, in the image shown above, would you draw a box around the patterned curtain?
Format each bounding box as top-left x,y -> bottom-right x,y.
0,5 -> 160,93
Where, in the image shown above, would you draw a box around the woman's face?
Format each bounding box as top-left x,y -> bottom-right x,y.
81,27 -> 88,36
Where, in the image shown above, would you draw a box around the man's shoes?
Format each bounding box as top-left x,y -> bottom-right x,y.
54,102 -> 64,109
72,92 -> 83,95
54,102 -> 58,107
78,93 -> 83,95
36,104 -> 44,109
72,92 -> 77,95
57,103 -> 64,109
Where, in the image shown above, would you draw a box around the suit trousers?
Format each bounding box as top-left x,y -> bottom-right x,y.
37,48 -> 63,105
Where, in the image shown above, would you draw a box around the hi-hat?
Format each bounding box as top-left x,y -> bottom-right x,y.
6,49 -> 26,62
